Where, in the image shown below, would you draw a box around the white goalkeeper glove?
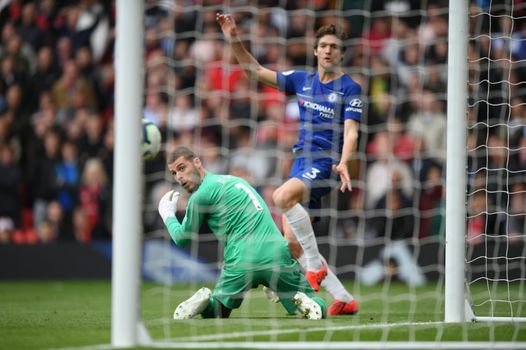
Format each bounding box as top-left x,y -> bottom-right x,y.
158,190 -> 180,224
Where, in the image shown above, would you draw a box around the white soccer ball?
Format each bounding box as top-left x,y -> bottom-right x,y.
142,118 -> 162,161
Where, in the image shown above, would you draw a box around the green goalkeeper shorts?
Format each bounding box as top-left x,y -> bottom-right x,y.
211,260 -> 324,315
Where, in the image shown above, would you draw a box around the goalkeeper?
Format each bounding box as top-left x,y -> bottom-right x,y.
158,146 -> 327,320
217,13 -> 361,315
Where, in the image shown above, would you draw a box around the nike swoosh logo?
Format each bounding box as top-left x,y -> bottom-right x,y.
302,87 -> 311,91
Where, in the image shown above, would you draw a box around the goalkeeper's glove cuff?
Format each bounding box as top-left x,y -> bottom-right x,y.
160,211 -> 176,224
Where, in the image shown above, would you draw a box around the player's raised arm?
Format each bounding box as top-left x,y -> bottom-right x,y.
216,13 -> 278,88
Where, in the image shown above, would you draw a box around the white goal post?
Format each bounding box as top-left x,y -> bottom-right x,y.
444,0 -> 469,324
112,0 -> 150,347
443,0 -> 526,323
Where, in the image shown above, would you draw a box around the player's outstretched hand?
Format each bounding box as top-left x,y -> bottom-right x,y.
332,163 -> 352,192
158,190 -> 180,224
216,13 -> 238,41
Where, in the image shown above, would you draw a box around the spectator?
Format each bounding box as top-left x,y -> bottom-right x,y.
359,189 -> 426,286
337,188 -> 366,239
36,218 -> 56,243
396,42 -> 425,88
508,183 -> 526,243
34,0 -> 59,32
78,157 -> 111,241
382,17 -> 413,67
229,125 -> 274,186
45,200 -> 71,241
362,17 -> 391,55
0,32 -> 34,76
418,2 -> 448,49
16,2 -> 46,52
168,94 -> 198,134
3,84 -> 31,138
365,131 -> 414,209
75,0 -> 110,63
51,59 -> 97,120
98,118 -> 114,180
198,136 -> 228,175
0,142 -> 22,228
367,55 -> 393,127
1,54 -> 26,90
55,36 -> 73,68
55,140 -> 80,215
143,90 -> 168,127
509,96 -> 526,185
491,15 -> 526,61
407,89 -> 447,161
72,206 -> 90,243
31,127 -> 61,230
418,162 -> 444,238
485,133 -> 513,210
77,112 -> 104,163
31,46 -> 60,102
370,189 -> 415,240
74,46 -> 100,89
285,13 -> 311,66
367,119 -> 414,162
466,190 -> 487,246
0,217 -> 14,244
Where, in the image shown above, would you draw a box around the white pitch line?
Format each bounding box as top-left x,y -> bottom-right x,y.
150,341 -> 526,349
50,341 -> 526,350
50,321 -> 526,350
172,320 -> 446,342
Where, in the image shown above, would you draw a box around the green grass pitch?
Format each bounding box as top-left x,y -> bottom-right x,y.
1,280 -> 525,349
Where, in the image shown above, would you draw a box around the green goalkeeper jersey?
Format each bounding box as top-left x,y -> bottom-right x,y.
165,172 -> 292,272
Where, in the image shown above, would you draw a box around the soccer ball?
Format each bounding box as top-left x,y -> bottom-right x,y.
142,119 -> 161,161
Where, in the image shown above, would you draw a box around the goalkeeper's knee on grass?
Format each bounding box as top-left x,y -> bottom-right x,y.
201,297 -> 232,318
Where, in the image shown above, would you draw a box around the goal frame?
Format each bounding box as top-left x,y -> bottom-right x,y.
111,0 -> 152,347
444,0 -> 469,324
445,0 -> 526,324
110,0 -> 525,348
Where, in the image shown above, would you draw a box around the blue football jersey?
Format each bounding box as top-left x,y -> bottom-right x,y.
276,70 -> 362,157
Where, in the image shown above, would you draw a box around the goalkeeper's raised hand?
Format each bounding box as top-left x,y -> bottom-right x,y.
158,190 -> 179,224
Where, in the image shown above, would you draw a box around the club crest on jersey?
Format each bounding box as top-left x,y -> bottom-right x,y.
328,92 -> 339,102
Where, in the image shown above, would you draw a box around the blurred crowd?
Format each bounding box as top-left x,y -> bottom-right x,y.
0,0 -> 524,246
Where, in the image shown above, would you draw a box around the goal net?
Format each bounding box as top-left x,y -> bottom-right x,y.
465,0 -> 526,322
114,0 -> 526,348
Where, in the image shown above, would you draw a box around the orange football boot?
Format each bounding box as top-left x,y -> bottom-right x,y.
305,260 -> 328,292
328,299 -> 360,316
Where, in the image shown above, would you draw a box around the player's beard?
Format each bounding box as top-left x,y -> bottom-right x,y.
185,167 -> 203,193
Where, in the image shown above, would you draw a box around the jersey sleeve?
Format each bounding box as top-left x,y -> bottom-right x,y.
276,70 -> 307,95
165,194 -> 207,246
343,84 -> 363,122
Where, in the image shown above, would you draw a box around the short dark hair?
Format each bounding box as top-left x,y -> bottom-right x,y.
315,24 -> 348,52
168,146 -> 197,164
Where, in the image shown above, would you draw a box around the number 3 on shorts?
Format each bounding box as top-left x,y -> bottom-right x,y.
302,167 -> 320,180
